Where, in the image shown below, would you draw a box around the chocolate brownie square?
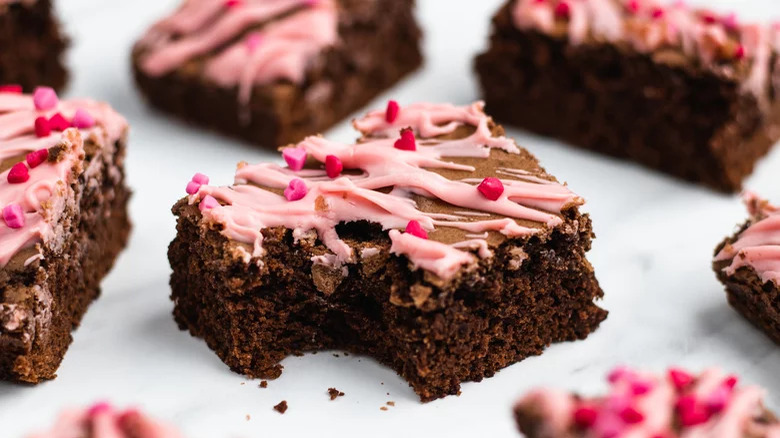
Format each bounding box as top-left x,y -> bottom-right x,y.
476,0 -> 780,192
168,101 -> 606,401
514,366 -> 780,437
713,193 -> 780,345
0,0 -> 68,92
132,0 -> 423,148
0,87 -> 130,383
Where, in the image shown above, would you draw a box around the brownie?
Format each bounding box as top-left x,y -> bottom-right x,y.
168,101 -> 606,402
26,402 -> 183,438
713,193 -> 780,345
0,0 -> 68,92
132,0 -> 423,148
475,0 -> 780,193
0,88 -> 130,384
513,366 -> 780,438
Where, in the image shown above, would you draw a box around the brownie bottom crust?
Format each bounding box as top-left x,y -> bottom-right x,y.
714,261 -> 780,346
0,142 -> 131,383
169,204 -> 606,402
475,24 -> 779,193
0,0 -> 68,92
133,0 -> 422,148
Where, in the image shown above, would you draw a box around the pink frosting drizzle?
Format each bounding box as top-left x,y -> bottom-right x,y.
26,402 -> 183,438
511,0 -> 779,102
188,101 -> 582,280
515,367 -> 780,438
714,192 -> 780,285
0,92 -> 127,268
137,0 -> 338,106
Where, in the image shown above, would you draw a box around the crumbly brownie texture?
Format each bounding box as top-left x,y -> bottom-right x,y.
0,88 -> 130,383
713,193 -> 780,345
476,0 -> 780,192
168,101 -> 606,402
132,0 -> 422,148
514,367 -> 780,438
27,402 -> 183,438
0,0 -> 68,92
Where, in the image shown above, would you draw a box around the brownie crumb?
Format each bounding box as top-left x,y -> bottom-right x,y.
343,352 -> 349,356
380,406 -> 388,411
387,401 -> 395,406
273,401 -> 288,414
333,353 -> 340,358
328,388 -> 345,400
246,414 -> 251,421
259,380 -> 268,388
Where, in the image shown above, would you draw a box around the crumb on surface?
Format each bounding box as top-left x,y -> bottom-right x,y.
333,353 -> 340,358
387,401 -> 395,406
274,401 -> 288,414
343,352 -> 349,356
380,406 -> 388,411
328,388 -> 345,400
259,380 -> 268,388
246,414 -> 251,421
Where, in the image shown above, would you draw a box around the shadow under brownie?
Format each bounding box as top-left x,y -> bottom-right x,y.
0,88 -> 131,383
168,101 -> 606,402
132,0 -> 423,148
0,0 -> 68,92
476,0 -> 780,193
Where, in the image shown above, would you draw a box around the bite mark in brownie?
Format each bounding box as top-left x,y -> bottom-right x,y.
168,101 -> 606,402
0,88 -> 130,383
132,0 -> 423,148
0,0 -> 68,92
26,402 -> 183,438
513,367 -> 780,438
476,0 -> 780,192
713,193 -> 780,345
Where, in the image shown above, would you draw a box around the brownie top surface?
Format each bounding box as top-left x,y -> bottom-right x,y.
714,192 -> 780,287
0,88 -> 127,271
27,402 -> 184,438
134,0 -> 340,104
514,366 -> 780,438
507,0 -> 780,106
181,101 -> 585,281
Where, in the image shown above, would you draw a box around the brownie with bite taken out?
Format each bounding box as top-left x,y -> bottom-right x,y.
168,100 -> 606,402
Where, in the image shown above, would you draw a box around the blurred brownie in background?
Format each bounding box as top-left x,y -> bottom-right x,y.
0,0 -> 68,92
476,0 -> 780,192
132,0 -> 423,148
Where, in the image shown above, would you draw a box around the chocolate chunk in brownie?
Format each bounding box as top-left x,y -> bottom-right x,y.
476,0 -> 780,192
168,101 -> 606,402
132,0 -> 422,148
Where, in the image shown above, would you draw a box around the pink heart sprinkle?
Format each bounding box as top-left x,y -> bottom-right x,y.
477,177 -> 504,201
630,380 -> 653,396
87,402 -> 113,417
722,13 -> 739,30
186,181 -> 202,195
668,368 -> 694,390
26,149 -> 49,168
651,7 -> 665,19
325,155 -> 343,178
620,406 -> 645,424
7,162 -> 30,184
554,2 -> 571,19
404,220 -> 428,239
246,32 -> 263,52
0,84 -> 22,94
394,129 -> 416,151
284,178 -> 308,201
2,204 -> 25,229
385,100 -> 400,123
48,113 -> 70,131
192,173 -> 209,185
34,117 -> 51,138
33,86 -> 58,111
225,0 -> 242,8
199,195 -> 220,211
573,405 -> 599,428
71,108 -> 95,129
116,409 -> 141,432
283,147 -> 307,171
705,386 -> 730,414
626,0 -> 640,14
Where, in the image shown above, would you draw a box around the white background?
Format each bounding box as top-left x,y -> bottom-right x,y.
2,0 -> 780,436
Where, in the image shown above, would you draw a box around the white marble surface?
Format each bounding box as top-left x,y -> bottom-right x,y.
2,0 -> 780,436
